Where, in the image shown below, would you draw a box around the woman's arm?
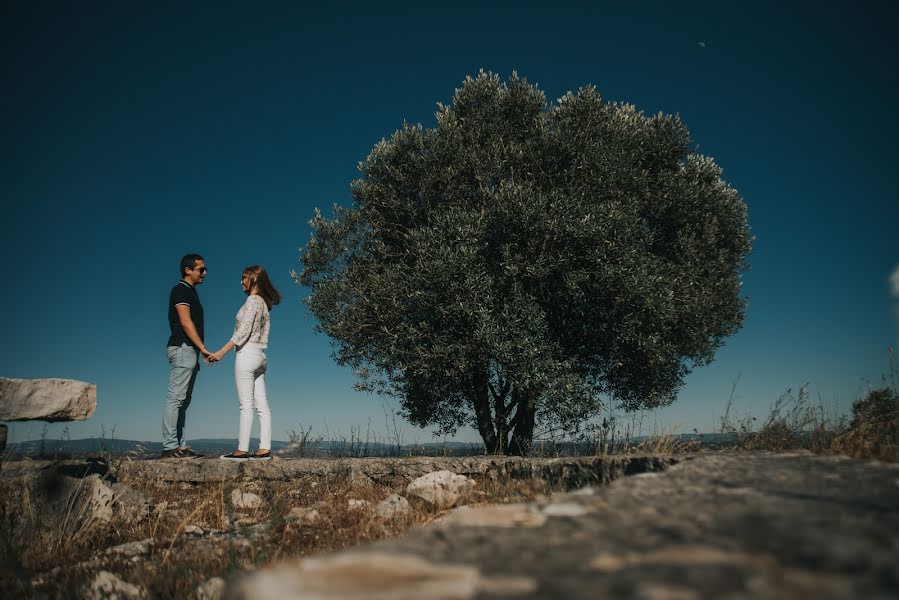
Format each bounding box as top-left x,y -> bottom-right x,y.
210,340 -> 235,362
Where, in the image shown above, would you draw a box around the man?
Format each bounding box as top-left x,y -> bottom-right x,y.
162,253 -> 213,458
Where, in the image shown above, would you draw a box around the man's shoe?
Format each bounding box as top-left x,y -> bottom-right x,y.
160,448 -> 183,459
179,447 -> 204,458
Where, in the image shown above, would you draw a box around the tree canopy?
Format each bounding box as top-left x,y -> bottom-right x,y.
296,71 -> 751,454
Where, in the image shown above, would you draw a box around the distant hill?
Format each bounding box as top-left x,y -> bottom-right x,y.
2,433 -> 742,459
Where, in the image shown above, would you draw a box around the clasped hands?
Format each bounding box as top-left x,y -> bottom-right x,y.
202,349 -> 225,366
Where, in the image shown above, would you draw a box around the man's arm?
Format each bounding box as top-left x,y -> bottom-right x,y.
175,304 -> 211,357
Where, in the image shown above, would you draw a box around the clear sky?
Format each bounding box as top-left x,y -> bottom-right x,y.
2,1 -> 897,445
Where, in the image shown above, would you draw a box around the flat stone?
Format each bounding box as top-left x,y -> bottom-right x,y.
439,503 -> 547,528
0,377 -> 96,421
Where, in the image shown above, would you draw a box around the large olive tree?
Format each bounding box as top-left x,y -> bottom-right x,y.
296,71 -> 751,455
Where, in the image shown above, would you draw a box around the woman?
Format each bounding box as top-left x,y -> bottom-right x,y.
211,265 -> 280,460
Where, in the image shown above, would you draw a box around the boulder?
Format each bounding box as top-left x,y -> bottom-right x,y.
406,470 -> 474,509
375,493 -> 412,521
0,377 -> 96,421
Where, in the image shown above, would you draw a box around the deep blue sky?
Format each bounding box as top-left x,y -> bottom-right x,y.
2,1 -> 897,445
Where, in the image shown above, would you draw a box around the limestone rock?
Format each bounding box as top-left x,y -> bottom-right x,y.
286,507 -> 320,524
86,571 -> 147,600
184,525 -> 204,535
231,488 -> 263,510
347,498 -> 371,511
229,552 -> 536,600
406,470 -> 474,509
100,539 -> 153,559
196,577 -> 225,600
375,493 -> 412,521
71,474 -> 115,526
0,377 -> 97,421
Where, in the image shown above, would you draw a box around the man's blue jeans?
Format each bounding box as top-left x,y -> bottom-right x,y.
163,343 -> 199,451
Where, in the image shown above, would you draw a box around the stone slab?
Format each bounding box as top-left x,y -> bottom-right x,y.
0,455 -> 679,490
0,377 -> 97,421
233,452 -> 899,599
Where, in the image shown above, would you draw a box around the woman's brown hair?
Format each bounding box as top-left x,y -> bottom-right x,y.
243,265 -> 281,310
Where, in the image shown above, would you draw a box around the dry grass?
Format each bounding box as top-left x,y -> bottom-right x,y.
0,463 -> 557,598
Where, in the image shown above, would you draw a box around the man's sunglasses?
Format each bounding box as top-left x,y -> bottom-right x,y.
193,267 -> 207,274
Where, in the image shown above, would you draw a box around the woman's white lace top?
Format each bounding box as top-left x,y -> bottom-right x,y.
230,294 -> 270,347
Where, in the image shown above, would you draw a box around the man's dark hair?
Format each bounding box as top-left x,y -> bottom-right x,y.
180,253 -> 204,277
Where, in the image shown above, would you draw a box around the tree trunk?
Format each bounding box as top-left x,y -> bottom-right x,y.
508,386 -> 537,456
494,386 -> 509,455
469,366 -> 497,454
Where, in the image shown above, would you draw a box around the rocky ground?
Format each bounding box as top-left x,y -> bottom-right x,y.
1,452 -> 897,599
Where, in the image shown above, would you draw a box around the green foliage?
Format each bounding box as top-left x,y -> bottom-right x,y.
296,71 -> 751,454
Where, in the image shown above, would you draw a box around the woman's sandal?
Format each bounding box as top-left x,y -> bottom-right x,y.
220,451 -> 250,461
251,451 -> 272,460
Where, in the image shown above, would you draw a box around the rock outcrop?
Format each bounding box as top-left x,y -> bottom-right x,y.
229,453 -> 899,599
0,377 -> 97,421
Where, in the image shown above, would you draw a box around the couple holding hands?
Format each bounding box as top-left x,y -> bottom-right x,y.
162,253 -> 280,461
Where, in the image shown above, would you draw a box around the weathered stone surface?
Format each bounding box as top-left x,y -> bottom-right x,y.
231,453 -> 899,599
406,470 -> 474,509
0,377 -> 96,421
86,570 -> 147,600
